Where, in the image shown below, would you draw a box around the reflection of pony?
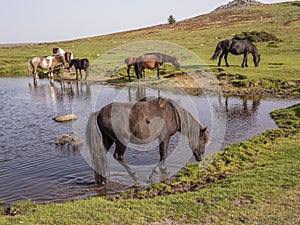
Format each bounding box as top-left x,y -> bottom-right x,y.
27,55 -> 67,81
86,97 -> 209,185
210,39 -> 261,67
133,53 -> 180,80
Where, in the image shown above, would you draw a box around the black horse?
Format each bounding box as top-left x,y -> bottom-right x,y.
210,39 -> 261,67
69,58 -> 90,80
85,97 -> 209,185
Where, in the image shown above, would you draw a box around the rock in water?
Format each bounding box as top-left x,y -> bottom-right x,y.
53,114 -> 77,122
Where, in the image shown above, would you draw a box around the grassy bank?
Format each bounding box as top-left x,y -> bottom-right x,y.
1,2 -> 299,96
1,103 -> 299,224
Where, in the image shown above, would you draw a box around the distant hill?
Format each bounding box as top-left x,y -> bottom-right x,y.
214,0 -> 263,12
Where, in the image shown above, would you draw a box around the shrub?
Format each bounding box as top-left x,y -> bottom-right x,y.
233,31 -> 282,42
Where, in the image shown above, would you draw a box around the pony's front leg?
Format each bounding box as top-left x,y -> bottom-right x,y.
150,136 -> 170,181
127,66 -> 131,81
242,53 -> 248,67
75,69 -> 79,80
157,65 -> 161,80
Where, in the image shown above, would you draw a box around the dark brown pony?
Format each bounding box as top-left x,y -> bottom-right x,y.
85,97 -> 209,185
210,39 -> 261,67
133,53 -> 180,80
69,58 -> 90,80
27,55 -> 67,82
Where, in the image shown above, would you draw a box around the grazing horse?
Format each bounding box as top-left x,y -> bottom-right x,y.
133,53 -> 180,80
69,58 -> 90,80
27,55 -> 67,81
210,39 -> 261,67
85,97 -> 209,185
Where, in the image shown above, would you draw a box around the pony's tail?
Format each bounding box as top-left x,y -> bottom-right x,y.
210,43 -> 222,61
27,60 -> 31,75
85,110 -> 109,185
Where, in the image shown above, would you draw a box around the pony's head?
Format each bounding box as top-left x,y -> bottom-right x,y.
53,48 -> 59,54
172,57 -> 181,68
193,127 -> 209,161
253,54 -> 261,67
54,55 -> 67,66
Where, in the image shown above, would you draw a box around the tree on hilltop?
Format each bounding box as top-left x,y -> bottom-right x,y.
167,15 -> 176,24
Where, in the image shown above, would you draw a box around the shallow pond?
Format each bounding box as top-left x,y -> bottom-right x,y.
0,77 -> 299,205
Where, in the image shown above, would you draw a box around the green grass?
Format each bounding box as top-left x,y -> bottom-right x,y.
1,103 -> 299,224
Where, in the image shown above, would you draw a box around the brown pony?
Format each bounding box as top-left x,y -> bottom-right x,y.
85,97 -> 209,185
27,55 -> 67,81
133,53 -> 180,80
53,47 -> 74,66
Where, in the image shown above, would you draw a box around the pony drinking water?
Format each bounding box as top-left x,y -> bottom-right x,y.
85,97 -> 209,185
210,39 -> 261,67
133,53 -> 180,80
53,47 -> 74,66
27,55 -> 67,82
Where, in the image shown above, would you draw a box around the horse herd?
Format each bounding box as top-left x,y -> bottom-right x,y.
26,38 -> 260,84
27,47 -> 90,83
24,39 -> 262,185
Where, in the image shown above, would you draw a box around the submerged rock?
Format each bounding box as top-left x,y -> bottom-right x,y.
54,133 -> 83,147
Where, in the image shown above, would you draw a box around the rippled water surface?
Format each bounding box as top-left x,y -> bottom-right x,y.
0,77 -> 298,205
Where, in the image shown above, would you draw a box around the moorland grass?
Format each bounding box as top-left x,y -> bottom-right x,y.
0,2 -> 299,93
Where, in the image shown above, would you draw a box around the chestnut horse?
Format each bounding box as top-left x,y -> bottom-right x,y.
27,55 -> 67,81
86,97 -> 209,185
133,53 -> 180,80
53,47 -> 74,66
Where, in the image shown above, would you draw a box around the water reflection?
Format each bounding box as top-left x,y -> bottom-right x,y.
0,77 -> 298,205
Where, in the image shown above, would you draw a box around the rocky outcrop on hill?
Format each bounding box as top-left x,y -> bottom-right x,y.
214,0 -> 263,12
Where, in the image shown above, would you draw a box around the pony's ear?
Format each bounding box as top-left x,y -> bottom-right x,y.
158,98 -> 167,108
200,127 -> 207,134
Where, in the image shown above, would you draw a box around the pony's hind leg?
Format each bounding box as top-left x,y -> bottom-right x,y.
224,53 -> 229,67
94,132 -> 113,185
218,52 -> 225,67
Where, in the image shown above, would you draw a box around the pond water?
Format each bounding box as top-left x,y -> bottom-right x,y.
0,77 -> 299,205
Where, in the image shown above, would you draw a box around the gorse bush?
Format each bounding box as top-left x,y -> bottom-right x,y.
233,31 -> 282,42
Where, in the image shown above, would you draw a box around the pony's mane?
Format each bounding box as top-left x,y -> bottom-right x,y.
166,98 -> 209,147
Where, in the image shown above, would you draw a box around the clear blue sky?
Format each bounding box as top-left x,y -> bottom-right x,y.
0,0 -> 293,44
